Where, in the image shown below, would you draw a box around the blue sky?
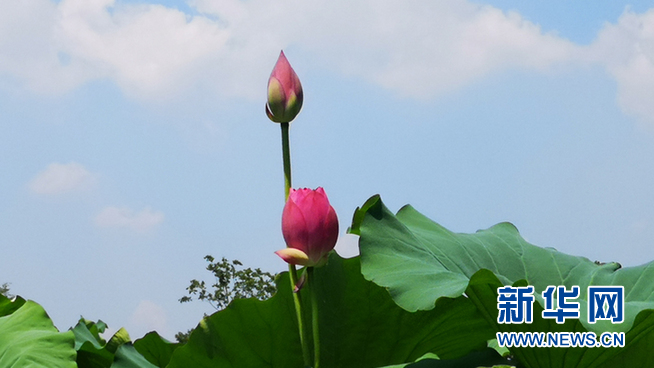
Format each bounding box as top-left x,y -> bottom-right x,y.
2,0 -> 654,340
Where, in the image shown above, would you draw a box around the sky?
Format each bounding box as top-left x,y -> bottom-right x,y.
2,0 -> 654,340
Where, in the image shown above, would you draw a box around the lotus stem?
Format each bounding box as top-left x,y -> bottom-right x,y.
281,122 -> 311,367
307,267 -> 321,368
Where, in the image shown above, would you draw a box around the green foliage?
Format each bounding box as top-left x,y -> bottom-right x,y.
133,332 -> 180,367
0,283 -> 10,298
112,344 -> 159,368
0,293 -> 77,368
72,318 -> 122,368
350,195 -> 654,368
176,256 -> 277,343
173,329 -> 192,344
380,350 -> 517,368
179,256 -> 276,310
168,254 -> 494,368
3,195 -> 653,368
71,318 -> 180,368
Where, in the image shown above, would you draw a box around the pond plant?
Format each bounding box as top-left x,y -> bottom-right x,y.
1,51 -> 654,368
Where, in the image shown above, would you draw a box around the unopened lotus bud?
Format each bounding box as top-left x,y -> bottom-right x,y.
266,51 -> 303,123
275,187 -> 339,267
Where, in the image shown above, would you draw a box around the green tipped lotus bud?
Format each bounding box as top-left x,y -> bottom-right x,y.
266,51 -> 303,123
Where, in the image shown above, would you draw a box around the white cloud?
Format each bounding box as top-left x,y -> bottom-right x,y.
0,0 -> 230,99
192,0 -> 579,98
55,0 -> 230,99
95,206 -> 164,232
129,300 -> 169,336
0,0 -> 577,101
590,9 -> 654,126
8,0 -> 654,126
29,162 -> 96,195
0,0 -> 70,92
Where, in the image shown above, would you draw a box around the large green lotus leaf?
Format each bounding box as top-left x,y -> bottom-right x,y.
71,318 -> 108,349
314,253 -> 492,365
167,254 -> 494,368
72,318 -> 115,368
107,328 -> 131,354
110,344 -> 158,368
133,332 -> 179,368
350,195 -> 654,368
351,195 -> 654,332
466,269 -> 654,368
0,294 -> 77,368
380,349 -> 517,368
0,294 -> 26,317
72,318 -> 157,368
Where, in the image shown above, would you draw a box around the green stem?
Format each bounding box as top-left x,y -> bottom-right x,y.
280,122 -> 311,367
281,123 -> 292,199
289,266 -> 309,366
308,267 -> 320,368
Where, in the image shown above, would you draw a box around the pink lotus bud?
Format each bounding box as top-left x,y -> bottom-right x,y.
275,187 -> 339,267
266,51 -> 303,123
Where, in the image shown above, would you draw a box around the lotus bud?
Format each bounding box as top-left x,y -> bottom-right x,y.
266,51 -> 303,123
275,187 -> 339,267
